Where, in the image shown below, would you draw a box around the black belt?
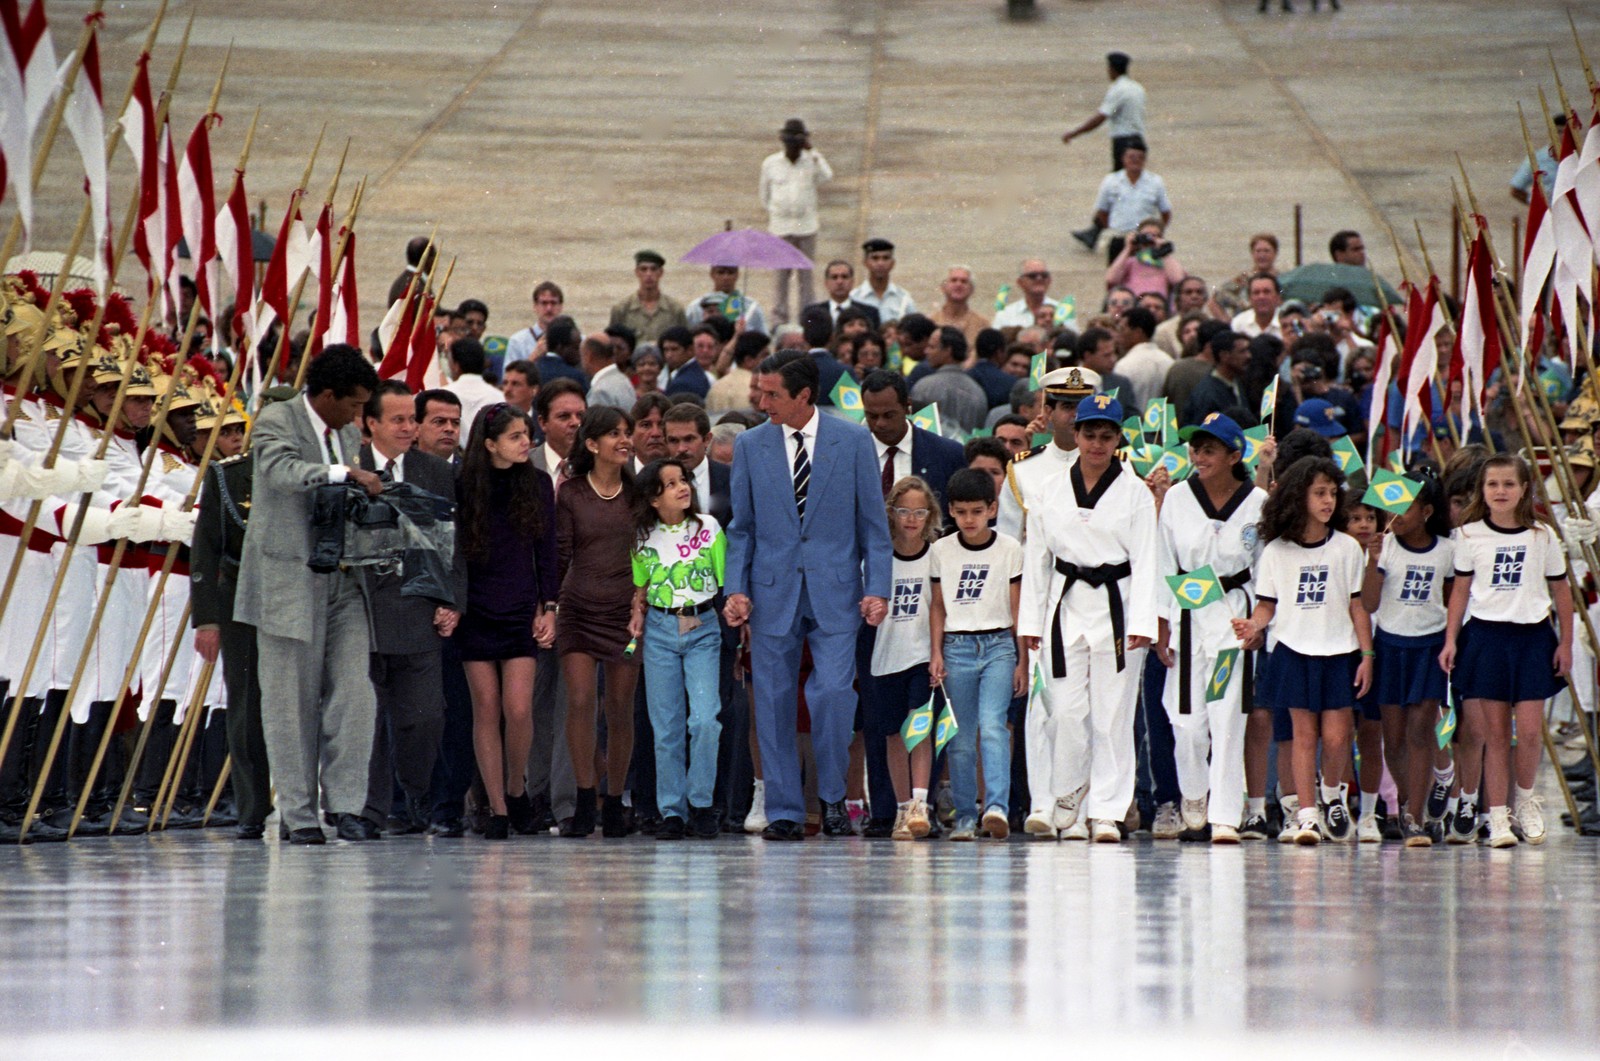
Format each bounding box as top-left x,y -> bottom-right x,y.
1051,559 -> 1132,676
1176,566 -> 1253,715
649,599 -> 716,617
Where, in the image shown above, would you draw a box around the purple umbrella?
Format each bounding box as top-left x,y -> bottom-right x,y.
679,228 -> 814,270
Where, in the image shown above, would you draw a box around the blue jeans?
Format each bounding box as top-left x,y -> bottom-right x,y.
642,608 -> 723,820
940,631 -> 1016,819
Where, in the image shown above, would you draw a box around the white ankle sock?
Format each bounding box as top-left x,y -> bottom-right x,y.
1515,785 -> 1536,808
1359,790 -> 1377,818
1248,796 -> 1267,817
912,787 -> 928,804
1320,780 -> 1342,805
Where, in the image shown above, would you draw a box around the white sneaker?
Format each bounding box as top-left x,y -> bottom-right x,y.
1180,796 -> 1208,831
1059,820 -> 1090,841
981,807 -> 1010,840
743,780 -> 768,834
1514,794 -> 1546,845
1053,783 -> 1087,831
891,808 -> 913,841
1294,814 -> 1322,845
1211,823 -> 1240,844
1152,801 -> 1182,839
1024,807 -> 1056,837
905,798 -> 931,839
1090,818 -> 1121,843
1487,806 -> 1518,848
1277,797 -> 1301,844
1356,813 -> 1382,844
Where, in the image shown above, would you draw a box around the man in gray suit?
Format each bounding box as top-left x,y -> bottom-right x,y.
235,345 -> 383,844
357,379 -> 464,834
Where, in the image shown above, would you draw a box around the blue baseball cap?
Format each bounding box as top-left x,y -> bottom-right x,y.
1293,398 -> 1347,438
1074,392 -> 1123,426
1178,412 -> 1246,452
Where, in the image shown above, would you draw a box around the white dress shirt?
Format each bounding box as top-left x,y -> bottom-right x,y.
789,407 -> 820,475
759,149 -> 834,237
872,429 -> 913,487
302,394 -> 348,483
849,281 -> 918,323
447,372 -> 504,441
1230,308 -> 1282,340
684,458 -> 713,515
371,445 -> 406,483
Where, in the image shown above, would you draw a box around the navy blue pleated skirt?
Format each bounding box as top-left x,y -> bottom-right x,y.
1260,644 -> 1358,714
1374,628 -> 1447,707
1452,618 -> 1565,703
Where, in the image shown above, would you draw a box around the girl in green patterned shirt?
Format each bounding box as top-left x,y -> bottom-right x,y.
628,459 -> 728,839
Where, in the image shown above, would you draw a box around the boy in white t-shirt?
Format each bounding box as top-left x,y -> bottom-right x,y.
929,469 -> 1027,840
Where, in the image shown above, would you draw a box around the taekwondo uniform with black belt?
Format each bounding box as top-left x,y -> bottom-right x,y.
1019,396 -> 1159,833
1157,474 -> 1264,832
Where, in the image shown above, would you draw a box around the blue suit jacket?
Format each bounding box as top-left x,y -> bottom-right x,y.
664,360 -> 712,399
726,412 -> 893,636
908,425 -> 966,512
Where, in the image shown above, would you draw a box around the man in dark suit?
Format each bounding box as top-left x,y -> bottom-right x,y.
799,259 -> 882,337
724,351 -> 892,840
659,325 -> 711,400
235,346 -> 383,844
357,380 -> 464,835
855,367 -> 967,834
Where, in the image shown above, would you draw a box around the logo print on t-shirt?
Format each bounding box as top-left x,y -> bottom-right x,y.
891,578 -> 922,619
1491,546 -> 1525,587
955,565 -> 991,603
1296,567 -> 1328,606
1399,565 -> 1432,602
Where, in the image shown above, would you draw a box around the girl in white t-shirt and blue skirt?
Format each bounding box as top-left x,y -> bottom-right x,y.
1440,454 -> 1573,848
1359,472 -> 1453,847
1233,456 -> 1374,845
870,477 -> 941,841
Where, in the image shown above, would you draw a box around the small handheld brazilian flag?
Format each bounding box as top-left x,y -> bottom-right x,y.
994,283 -> 1013,314
1167,565 -> 1223,609
1207,648 -> 1240,702
910,403 -> 942,436
1129,444 -> 1159,477
1363,468 -> 1422,514
1435,705 -> 1457,749
1331,435 -> 1364,476
1387,449 -> 1406,474
934,697 -> 959,755
1259,375 -> 1279,422
1122,415 -> 1142,449
1242,425 -> 1269,470
1104,386 -> 1119,401
1143,397 -> 1176,447
887,341 -> 904,373
1053,296 -> 1076,328
901,694 -> 935,752
1156,446 -> 1191,480
830,375 -> 865,422
1029,352 -> 1047,390
1031,432 -> 1053,447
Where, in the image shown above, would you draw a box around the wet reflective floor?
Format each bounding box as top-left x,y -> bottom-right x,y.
2,831 -> 1597,1047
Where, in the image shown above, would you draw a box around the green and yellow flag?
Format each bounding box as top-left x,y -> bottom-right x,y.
1435,705 -> 1457,749
1387,449 -> 1405,474
1331,435 -> 1364,476
902,694 -> 935,752
1029,352 -> 1047,390
1242,425 -> 1269,470
1031,432 -> 1053,448
1156,446 -> 1191,479
1259,375 -> 1279,422
1053,296 -> 1076,328
994,283 -> 1012,314
1122,415 -> 1142,449
830,375 -> 865,422
934,698 -> 959,754
1103,386 -> 1119,401
887,341 -> 904,374
1129,443 -> 1159,477
910,403 -> 942,436
1363,468 -> 1422,514
1207,648 -> 1240,702
1143,398 -> 1176,447
1166,565 -> 1223,609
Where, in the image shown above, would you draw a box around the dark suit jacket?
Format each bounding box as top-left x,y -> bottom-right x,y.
699,457 -> 732,530
800,300 -> 882,335
534,354 -> 589,394
664,360 -> 711,400
907,425 -> 966,511
358,445 -> 465,655
808,348 -> 848,407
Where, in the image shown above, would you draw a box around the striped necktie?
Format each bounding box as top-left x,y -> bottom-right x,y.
792,430 -> 810,520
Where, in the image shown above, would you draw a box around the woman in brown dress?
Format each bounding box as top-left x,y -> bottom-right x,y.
557,405 -> 639,837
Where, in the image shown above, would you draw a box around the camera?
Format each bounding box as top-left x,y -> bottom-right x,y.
1296,363 -> 1323,382
1320,310 -> 1340,325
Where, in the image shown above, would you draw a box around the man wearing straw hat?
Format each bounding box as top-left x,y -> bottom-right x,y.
759,118 -> 833,326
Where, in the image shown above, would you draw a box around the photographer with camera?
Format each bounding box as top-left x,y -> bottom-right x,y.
1105,217 -> 1186,306
1290,335 -> 1368,455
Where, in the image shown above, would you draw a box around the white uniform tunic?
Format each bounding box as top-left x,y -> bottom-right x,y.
1019,459 -> 1159,823
139,442 -> 198,718
92,429 -> 151,709
1157,477 -> 1265,827
0,386 -> 54,699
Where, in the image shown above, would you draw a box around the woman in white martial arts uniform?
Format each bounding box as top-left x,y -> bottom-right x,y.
1154,413 -> 1265,843
1019,393 -> 1160,843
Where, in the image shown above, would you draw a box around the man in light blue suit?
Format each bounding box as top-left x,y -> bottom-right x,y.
724,350 -> 892,840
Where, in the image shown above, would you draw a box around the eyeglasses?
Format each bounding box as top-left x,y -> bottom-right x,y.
1021,272 -> 1051,281
892,507 -> 931,520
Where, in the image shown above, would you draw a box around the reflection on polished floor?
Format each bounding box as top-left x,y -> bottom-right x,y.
2,832 -> 1598,1046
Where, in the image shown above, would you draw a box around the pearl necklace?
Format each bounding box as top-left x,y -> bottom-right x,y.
588,473 -> 623,501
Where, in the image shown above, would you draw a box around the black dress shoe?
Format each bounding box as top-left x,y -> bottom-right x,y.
506,792 -> 536,835
565,788 -> 596,838
335,814 -> 374,842
484,814 -> 510,840
426,819 -> 464,838
860,817 -> 895,838
761,819 -> 805,841
288,827 -> 326,845
821,800 -> 853,836
236,822 -> 265,841
657,816 -> 686,840
600,795 -> 628,838
689,806 -> 719,839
